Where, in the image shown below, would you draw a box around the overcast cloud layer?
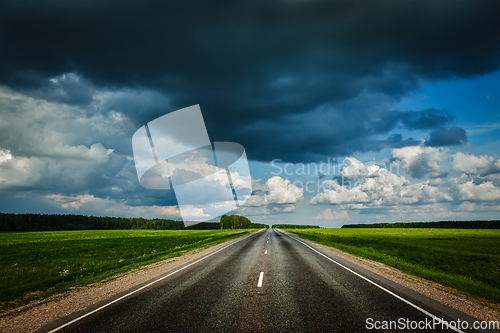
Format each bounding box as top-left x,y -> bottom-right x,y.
0,0 -> 500,224
2,0 -> 500,161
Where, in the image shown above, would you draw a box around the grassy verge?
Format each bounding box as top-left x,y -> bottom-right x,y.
0,229 -> 254,313
285,228 -> 500,304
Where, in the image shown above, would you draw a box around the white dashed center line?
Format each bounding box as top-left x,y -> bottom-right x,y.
257,272 -> 264,287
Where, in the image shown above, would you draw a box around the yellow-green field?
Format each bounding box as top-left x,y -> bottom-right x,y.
0,229 -> 253,314
286,228 -> 500,304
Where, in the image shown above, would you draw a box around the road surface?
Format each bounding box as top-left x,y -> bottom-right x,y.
37,229 -> 491,333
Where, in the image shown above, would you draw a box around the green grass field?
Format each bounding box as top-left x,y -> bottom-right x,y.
286,228 -> 500,304
0,229 -> 253,313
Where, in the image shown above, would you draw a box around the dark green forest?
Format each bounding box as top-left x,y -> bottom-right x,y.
219,215 -> 268,229
0,213 -> 266,232
342,220 -> 500,229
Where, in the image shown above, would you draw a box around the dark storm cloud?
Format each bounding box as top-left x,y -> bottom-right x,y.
370,108 -> 454,136
8,72 -> 95,106
424,126 -> 469,147
234,103 -> 447,162
397,109 -> 455,131
1,0 -> 499,161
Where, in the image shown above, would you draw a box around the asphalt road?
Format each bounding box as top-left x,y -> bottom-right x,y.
37,229 -> 492,333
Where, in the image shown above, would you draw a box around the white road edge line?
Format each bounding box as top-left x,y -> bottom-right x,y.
265,250 -> 268,254
257,272 -> 264,287
46,230 -> 265,333
280,231 -> 465,333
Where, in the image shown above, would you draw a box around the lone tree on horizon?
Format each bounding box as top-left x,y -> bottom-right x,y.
220,215 -> 251,229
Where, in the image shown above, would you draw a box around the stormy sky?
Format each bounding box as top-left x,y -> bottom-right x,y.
1,0 -> 499,226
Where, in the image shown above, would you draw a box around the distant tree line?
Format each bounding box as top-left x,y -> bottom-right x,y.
0,213 -> 224,232
342,220 -> 500,229
250,223 -> 269,229
219,215 -> 267,229
272,224 -> 320,229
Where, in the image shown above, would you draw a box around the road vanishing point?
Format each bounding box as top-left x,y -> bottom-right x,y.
37,229 -> 492,333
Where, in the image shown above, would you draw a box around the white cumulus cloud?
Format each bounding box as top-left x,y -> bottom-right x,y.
451,178 -> 500,201
315,209 -> 350,221
244,176 -> 303,207
452,152 -> 494,174
391,146 -> 448,178
310,156 -> 454,208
